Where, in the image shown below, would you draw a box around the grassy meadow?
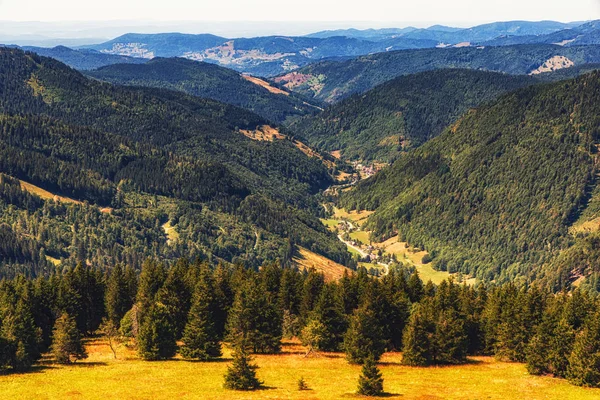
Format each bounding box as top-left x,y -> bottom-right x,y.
1,339 -> 599,400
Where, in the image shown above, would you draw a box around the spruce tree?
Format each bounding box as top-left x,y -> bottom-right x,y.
310,284 -> 347,351
137,302 -> 177,361
223,339 -> 262,391
434,308 -> 468,364
402,303 -> 434,366
180,270 -> 221,360
51,313 -> 87,364
105,265 -> 133,328
357,355 -> 384,397
567,314 -> 600,387
344,300 -> 386,364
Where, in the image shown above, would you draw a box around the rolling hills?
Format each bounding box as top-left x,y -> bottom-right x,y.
274,44 -> 600,103
291,69 -> 536,162
0,48 -> 350,276
340,70 -> 600,288
5,45 -> 147,70
85,57 -> 319,124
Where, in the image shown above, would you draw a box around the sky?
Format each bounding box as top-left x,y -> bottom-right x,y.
0,0 -> 599,39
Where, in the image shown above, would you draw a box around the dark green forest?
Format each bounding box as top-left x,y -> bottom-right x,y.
86,57 -> 319,124
0,48 -> 350,276
341,71 -> 600,288
279,44 -> 600,102
292,69 -> 536,162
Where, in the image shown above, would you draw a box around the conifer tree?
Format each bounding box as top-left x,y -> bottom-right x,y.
137,302 -> 177,360
156,260 -> 192,339
357,355 -> 384,397
180,269 -> 221,360
344,300 -> 386,364
223,338 -> 262,391
434,308 -> 468,364
227,278 -> 282,354
105,265 -> 133,328
309,284 -> 347,351
567,314 -> 600,387
137,259 -> 166,315
50,313 -> 87,364
402,303 -> 434,366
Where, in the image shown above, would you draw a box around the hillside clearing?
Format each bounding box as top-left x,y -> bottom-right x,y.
1,338 -> 598,400
17,178 -> 81,205
242,75 -> 290,96
293,246 -> 353,282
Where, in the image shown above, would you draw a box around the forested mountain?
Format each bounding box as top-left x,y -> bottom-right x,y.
85,57 -> 318,124
340,71 -> 600,289
6,45 -> 147,70
274,44 -> 600,103
291,69 -> 536,162
0,48 -> 350,276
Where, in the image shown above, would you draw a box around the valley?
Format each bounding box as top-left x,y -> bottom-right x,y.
3,15 -> 600,398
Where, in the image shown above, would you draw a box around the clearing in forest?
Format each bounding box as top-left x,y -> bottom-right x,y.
1,338 -> 598,400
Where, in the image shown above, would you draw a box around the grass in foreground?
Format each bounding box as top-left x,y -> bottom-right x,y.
1,339 -> 599,400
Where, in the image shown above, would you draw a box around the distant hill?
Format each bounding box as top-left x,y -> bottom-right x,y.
481,20 -> 600,47
82,33 -> 438,76
340,70 -> 600,287
86,57 -> 319,124
274,44 -> 600,103
292,69 -> 536,162
306,27 -> 418,40
13,45 -> 147,70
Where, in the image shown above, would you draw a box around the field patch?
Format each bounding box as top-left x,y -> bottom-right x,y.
242,75 -> 290,96
293,246 -> 353,282
1,338 -> 598,400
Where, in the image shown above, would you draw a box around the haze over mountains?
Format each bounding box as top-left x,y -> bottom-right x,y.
3,20 -> 597,76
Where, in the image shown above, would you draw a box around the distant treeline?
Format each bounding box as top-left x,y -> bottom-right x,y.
1,259 -> 599,388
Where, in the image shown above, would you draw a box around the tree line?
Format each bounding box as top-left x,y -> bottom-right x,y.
0,259 -> 599,389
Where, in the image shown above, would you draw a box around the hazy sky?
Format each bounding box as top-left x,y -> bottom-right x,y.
1,0 -> 599,24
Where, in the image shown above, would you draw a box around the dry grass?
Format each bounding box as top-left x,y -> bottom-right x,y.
293,246 -> 353,282
332,207 -> 373,227
239,125 -> 286,142
18,179 -> 81,205
242,75 -> 290,96
161,221 -> 180,245
2,339 -> 599,400
569,216 -> 600,234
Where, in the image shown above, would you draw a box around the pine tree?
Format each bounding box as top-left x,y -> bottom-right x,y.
226,278 -> 282,354
433,308 -> 468,364
223,339 -> 262,391
567,314 -> 600,387
180,270 -> 221,360
157,259 -> 193,338
357,355 -> 384,397
402,303 -> 434,366
137,302 -> 177,361
309,284 -> 347,351
344,300 -> 386,364
105,265 -> 133,328
50,313 -> 87,364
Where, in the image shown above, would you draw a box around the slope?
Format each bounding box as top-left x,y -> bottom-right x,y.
0,48 -> 350,276
274,44 -> 600,103
340,71 -> 600,286
291,69 -> 536,162
85,57 -> 318,124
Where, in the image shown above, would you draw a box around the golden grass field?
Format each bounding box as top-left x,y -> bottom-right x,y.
2,339 -> 599,400
293,247 -> 353,282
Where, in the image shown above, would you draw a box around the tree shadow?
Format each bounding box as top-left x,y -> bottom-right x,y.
342,392 -> 403,398
0,365 -> 56,376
